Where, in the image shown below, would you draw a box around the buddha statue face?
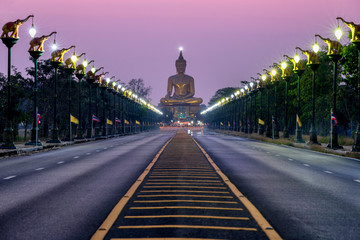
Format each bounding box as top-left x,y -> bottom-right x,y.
176,61 -> 186,74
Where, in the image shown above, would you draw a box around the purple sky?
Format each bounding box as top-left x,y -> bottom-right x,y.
1,0 -> 359,106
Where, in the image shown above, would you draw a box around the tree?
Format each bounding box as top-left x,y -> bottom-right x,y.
208,87 -> 237,106
127,78 -> 152,101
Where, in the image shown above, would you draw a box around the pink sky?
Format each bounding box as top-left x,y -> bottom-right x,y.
1,0 -> 359,105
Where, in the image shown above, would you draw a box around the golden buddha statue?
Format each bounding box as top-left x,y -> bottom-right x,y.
160,50 -> 202,105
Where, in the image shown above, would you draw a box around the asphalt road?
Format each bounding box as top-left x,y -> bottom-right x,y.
0,131 -> 174,240
194,131 -> 360,240
1,129 -> 360,240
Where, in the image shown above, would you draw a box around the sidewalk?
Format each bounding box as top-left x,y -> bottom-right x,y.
0,138 -> 94,157
213,129 -> 360,160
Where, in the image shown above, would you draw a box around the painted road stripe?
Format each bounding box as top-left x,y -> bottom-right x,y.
354,179 -> 360,183
3,175 -> 16,180
91,137 -> 174,240
57,161 -> 64,164
137,194 -> 233,199
303,164 -> 310,167
74,156 -> 80,159
324,171 -> 333,174
117,225 -> 256,231
133,200 -> 238,204
145,182 -> 223,185
86,153 -> 92,155
288,158 -> 293,161
149,176 -> 219,179
110,238 -> 223,240
140,190 -> 230,194
143,186 -> 226,189
147,179 -> 221,182
124,215 -> 249,220
130,206 -> 243,211
192,138 -> 282,240
35,168 -> 44,171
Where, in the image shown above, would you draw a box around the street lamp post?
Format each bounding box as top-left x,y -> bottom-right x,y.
257,74 -> 266,135
1,15 -> 34,149
277,61 -> 293,138
337,17 -> 360,151
62,49 -> 77,141
296,45 -> 320,145
316,33 -> 344,149
284,54 -> 306,143
74,58 -> 89,140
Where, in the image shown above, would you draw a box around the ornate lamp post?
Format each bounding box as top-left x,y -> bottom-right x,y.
264,68 -> 279,138
47,37 -> 62,143
240,88 -> 245,132
337,17 -> 360,151
26,31 -> 56,146
296,42 -> 320,145
74,57 -> 89,139
257,73 -> 266,135
62,47 -> 77,141
315,31 -> 344,149
1,15 -> 33,149
284,53 -> 306,143
99,72 -> 109,137
276,61 -> 293,138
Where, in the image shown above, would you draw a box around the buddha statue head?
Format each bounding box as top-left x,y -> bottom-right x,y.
175,50 -> 186,74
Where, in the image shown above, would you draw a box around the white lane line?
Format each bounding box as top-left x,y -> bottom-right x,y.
288,158 -> 293,161
74,156 -> 80,159
303,164 -> 310,167
96,150 -> 101,152
266,152 -> 271,154
3,175 -> 16,180
35,168 -> 44,171
354,179 -> 360,183
57,161 -> 64,164
276,154 -> 281,157
86,153 -> 91,155
324,171 -> 333,174
103,147 -> 107,150
110,145 -> 114,147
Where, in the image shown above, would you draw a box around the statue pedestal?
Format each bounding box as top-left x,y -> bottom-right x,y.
159,103 -> 205,122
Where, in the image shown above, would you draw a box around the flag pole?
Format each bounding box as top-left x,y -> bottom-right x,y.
91,115 -> 94,139
70,114 -> 72,141
330,110 -> 333,149
36,107 -> 38,146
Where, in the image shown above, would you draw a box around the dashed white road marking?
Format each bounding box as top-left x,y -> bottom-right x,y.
354,179 -> 360,183
324,171 -> 333,174
57,161 -> 64,164
3,175 -> 16,180
303,164 -> 310,167
74,156 -> 80,159
103,147 -> 107,150
110,145 -> 114,147
96,150 -> 101,152
288,158 -> 293,161
35,168 -> 44,171
275,154 -> 280,157
86,153 -> 91,155
266,152 -> 270,154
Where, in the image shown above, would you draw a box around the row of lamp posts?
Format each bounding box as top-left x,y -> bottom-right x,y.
0,15 -> 162,149
201,17 -> 360,151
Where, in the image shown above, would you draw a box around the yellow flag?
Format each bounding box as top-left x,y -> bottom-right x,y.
70,114 -> 79,124
296,114 -> 302,127
107,119 -> 113,125
220,122 -> 223,126
135,120 -> 140,125
124,119 -> 129,125
258,118 -> 264,125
